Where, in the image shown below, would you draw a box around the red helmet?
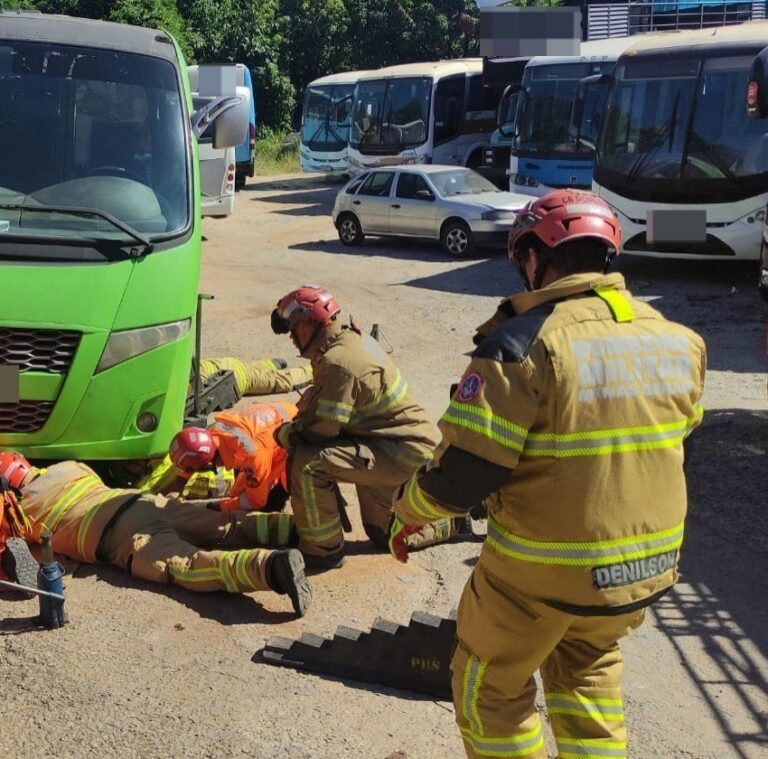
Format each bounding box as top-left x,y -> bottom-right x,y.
0,452 -> 34,490
169,428 -> 216,472
508,189 -> 622,262
271,286 -> 341,335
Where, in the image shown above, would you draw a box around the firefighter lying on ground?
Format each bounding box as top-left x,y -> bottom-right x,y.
270,286 -> 470,572
164,401 -> 297,513
199,356 -> 313,397
0,470 -> 40,590
389,190 -> 707,759
0,452 -> 312,616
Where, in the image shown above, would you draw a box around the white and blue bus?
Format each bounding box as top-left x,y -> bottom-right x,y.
300,70 -> 371,175
591,21 -> 768,260
508,36 -> 643,196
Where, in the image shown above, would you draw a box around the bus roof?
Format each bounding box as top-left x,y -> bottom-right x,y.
620,20 -> 768,57
355,58 -> 483,81
308,70 -> 376,87
526,34 -> 656,68
0,11 -> 179,61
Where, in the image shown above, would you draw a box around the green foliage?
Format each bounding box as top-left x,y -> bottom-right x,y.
4,0 -> 567,130
255,128 -> 300,175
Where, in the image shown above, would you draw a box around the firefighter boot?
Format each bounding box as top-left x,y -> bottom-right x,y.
1,538 -> 39,598
267,549 -> 313,617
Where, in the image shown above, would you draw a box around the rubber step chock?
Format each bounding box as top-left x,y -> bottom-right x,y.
255,610 -> 458,700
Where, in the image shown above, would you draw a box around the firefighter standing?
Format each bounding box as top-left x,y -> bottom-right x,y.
390,190 -> 707,759
167,401 -> 298,512
271,286 -> 467,570
0,452 -> 311,616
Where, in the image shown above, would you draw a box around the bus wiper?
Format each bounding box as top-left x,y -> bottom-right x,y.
0,203 -> 153,256
626,93 -> 680,183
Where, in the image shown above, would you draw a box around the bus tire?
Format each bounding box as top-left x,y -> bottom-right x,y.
337,213 -> 365,246
441,219 -> 475,257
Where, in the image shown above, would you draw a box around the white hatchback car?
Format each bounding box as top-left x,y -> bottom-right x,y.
332,165 -> 531,256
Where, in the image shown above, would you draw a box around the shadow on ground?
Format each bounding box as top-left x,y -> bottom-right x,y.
255,187 -> 335,217
657,409 -> 768,758
71,564 -> 296,626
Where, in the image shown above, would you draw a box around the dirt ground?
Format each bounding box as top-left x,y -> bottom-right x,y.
2,174 -> 767,759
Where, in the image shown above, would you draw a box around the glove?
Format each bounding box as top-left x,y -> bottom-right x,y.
274,422 -> 293,450
387,513 -> 419,564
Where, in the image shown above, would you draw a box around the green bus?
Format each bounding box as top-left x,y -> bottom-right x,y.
0,12 -> 246,461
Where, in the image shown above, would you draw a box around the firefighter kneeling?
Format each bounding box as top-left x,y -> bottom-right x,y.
390,190 -> 707,759
0,452 -> 312,617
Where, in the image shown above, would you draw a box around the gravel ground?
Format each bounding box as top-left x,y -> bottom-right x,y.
2,174 -> 767,758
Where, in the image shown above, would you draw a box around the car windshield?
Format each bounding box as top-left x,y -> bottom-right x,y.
513,62 -> 611,157
301,83 -> 355,152
430,169 -> 501,197
350,77 -> 431,153
597,54 -> 768,201
0,39 -> 188,245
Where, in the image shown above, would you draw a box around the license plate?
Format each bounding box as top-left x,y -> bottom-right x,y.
0,364 -> 19,403
646,209 -> 706,244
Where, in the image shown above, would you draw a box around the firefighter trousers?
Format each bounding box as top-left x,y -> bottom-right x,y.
452,558 -> 645,759
288,437 -> 457,558
98,495 -> 297,594
201,357 -> 313,396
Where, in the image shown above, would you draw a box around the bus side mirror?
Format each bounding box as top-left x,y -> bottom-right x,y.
748,47 -> 768,118
190,94 -> 249,148
570,73 -> 613,142
335,95 -> 353,126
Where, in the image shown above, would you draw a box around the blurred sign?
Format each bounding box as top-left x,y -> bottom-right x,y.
480,8 -> 582,57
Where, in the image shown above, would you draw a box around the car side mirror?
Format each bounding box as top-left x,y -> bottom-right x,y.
415,189 -> 435,201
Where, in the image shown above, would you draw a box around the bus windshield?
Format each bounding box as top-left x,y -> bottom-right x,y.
598,55 -> 768,202
513,62 -> 611,157
0,40 -> 188,246
301,83 -> 355,152
350,77 -> 431,154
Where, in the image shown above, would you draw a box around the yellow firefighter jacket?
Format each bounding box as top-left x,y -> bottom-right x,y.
395,272 -> 707,612
285,321 -> 438,461
137,455 -> 235,499
19,461 -> 140,563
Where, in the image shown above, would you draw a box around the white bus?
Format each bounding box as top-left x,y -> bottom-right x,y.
188,64 -> 250,217
300,70 -> 371,174
347,59 -> 504,174
591,22 -> 768,260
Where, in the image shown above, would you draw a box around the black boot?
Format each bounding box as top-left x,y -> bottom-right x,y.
1,538 -> 39,598
267,549 -> 312,617
270,357 -> 288,369
303,550 -> 347,572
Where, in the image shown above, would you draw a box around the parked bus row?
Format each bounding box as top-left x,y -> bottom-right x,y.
301,22 -> 768,274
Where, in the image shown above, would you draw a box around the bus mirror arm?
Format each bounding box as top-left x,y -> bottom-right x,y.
190,95 -> 249,147
570,74 -> 614,147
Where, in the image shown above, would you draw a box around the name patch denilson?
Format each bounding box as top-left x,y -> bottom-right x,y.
592,550 -> 678,589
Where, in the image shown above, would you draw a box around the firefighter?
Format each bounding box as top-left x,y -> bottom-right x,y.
0,463 -> 40,591
167,401 -> 298,513
200,356 -> 313,396
0,452 -> 311,616
389,190 -> 707,759
270,286 -> 468,571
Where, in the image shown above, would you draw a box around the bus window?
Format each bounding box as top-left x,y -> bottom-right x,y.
434,75 -> 465,145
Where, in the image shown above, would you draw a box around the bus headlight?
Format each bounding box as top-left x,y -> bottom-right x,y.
96,319 -> 191,373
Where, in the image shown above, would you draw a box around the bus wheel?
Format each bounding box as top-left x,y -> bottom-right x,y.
441,220 -> 475,257
337,213 -> 365,246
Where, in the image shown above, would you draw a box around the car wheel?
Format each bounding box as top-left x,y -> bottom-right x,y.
441,220 -> 475,257
337,213 -> 365,246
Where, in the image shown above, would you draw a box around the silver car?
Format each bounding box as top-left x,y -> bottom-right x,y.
332,165 -> 532,257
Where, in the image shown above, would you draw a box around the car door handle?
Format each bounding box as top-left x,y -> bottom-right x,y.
352,200 -> 361,205
391,204 -> 401,209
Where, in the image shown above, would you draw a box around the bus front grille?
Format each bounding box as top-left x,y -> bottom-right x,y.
0,328 -> 80,373
0,401 -> 55,433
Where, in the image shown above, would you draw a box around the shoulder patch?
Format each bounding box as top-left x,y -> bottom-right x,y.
457,372 -> 484,402
473,302 -> 556,363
